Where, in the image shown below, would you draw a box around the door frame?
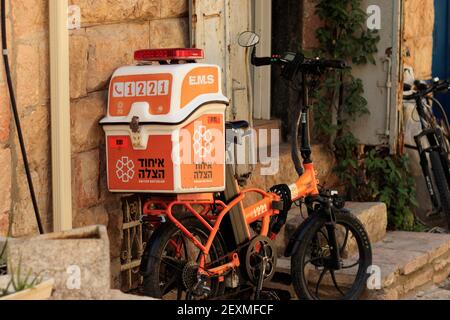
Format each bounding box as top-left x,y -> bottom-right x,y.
253,0 -> 272,120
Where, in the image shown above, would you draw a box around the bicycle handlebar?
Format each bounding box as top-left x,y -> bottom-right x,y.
404,79 -> 450,100
251,50 -> 346,80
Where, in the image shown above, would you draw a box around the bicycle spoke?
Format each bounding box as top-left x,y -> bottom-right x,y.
340,227 -> 350,254
177,282 -> 184,300
161,256 -> 184,272
162,274 -> 179,295
330,270 -> 346,297
315,267 -> 329,299
342,260 -> 361,269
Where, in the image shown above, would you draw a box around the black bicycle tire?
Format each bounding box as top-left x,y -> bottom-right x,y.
142,217 -> 226,299
430,151 -> 450,228
291,211 -> 372,300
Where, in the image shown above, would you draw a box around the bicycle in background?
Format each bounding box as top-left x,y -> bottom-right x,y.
404,78 -> 450,229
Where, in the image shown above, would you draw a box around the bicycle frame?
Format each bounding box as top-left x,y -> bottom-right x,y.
142,75 -> 322,279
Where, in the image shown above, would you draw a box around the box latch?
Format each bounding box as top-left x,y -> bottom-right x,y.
130,116 -> 143,148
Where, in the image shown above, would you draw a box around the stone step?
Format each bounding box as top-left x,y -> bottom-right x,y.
253,119 -> 282,151
245,143 -> 338,205
406,279 -> 450,300
272,231 -> 450,300
274,202 -> 388,258
364,231 -> 450,300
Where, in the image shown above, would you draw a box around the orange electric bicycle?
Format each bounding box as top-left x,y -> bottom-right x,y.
139,32 -> 372,300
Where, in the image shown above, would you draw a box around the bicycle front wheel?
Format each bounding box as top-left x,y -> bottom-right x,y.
291,211 -> 372,300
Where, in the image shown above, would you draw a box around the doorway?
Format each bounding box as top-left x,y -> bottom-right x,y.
433,0 -> 450,113
271,1 -> 303,140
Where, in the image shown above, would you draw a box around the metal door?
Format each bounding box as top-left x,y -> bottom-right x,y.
350,0 -> 404,153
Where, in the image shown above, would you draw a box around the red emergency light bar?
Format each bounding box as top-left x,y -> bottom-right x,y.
134,48 -> 204,62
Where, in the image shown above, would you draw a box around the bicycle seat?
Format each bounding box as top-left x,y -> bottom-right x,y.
226,120 -> 250,130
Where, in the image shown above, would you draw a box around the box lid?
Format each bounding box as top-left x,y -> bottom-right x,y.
100,63 -> 229,126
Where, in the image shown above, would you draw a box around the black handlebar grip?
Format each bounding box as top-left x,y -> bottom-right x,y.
252,56 -> 273,67
322,60 -> 347,69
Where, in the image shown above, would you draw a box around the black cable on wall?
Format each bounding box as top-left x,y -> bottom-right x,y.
1,0 -> 44,235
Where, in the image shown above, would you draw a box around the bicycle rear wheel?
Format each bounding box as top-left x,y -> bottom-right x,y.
142,217 -> 226,300
291,211 -> 372,300
430,151 -> 450,228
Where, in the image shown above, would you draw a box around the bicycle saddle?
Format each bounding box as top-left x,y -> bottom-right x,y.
226,120 -> 250,130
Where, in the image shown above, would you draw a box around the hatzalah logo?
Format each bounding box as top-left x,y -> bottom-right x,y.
116,157 -> 135,183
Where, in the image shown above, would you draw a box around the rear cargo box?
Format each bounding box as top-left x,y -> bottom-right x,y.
100,62 -> 229,194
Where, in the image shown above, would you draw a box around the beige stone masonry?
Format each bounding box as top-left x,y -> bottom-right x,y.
69,0 -> 161,27
72,149 -> 101,210
85,22 -> 150,92
69,32 -> 89,99
71,91 -> 107,154
149,17 -> 189,48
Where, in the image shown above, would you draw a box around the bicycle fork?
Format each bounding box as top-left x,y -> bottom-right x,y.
415,128 -> 450,212
309,195 -> 342,271
325,207 -> 342,271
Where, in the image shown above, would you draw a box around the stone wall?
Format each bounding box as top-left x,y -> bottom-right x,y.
0,0 -> 51,237
69,0 -> 189,288
0,0 -> 190,288
403,0 -> 435,79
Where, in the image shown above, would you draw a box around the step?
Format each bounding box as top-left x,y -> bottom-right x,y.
253,119 -> 282,151
364,231 -> 450,300
272,231 -> 450,300
407,279 -> 450,300
275,202 -> 388,258
245,143 -> 338,205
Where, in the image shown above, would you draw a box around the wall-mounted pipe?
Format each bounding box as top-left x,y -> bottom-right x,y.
49,0 -> 72,232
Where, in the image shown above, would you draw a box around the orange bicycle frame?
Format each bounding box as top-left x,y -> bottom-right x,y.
142,162 -> 320,277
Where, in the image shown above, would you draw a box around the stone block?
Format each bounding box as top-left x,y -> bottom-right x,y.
11,164 -> 51,237
7,226 -> 111,300
433,269 -> 450,285
347,202 -> 387,244
19,105 -> 50,168
73,149 -> 100,209
402,266 -> 434,294
70,33 -> 89,99
69,0 -> 160,26
0,148 -> 11,215
0,213 -> 9,237
15,43 -> 40,108
71,91 -> 107,153
11,0 -> 48,40
86,22 -> 150,92
0,84 -> 11,143
149,18 -> 189,48
161,0 -> 189,18
73,205 -> 109,229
